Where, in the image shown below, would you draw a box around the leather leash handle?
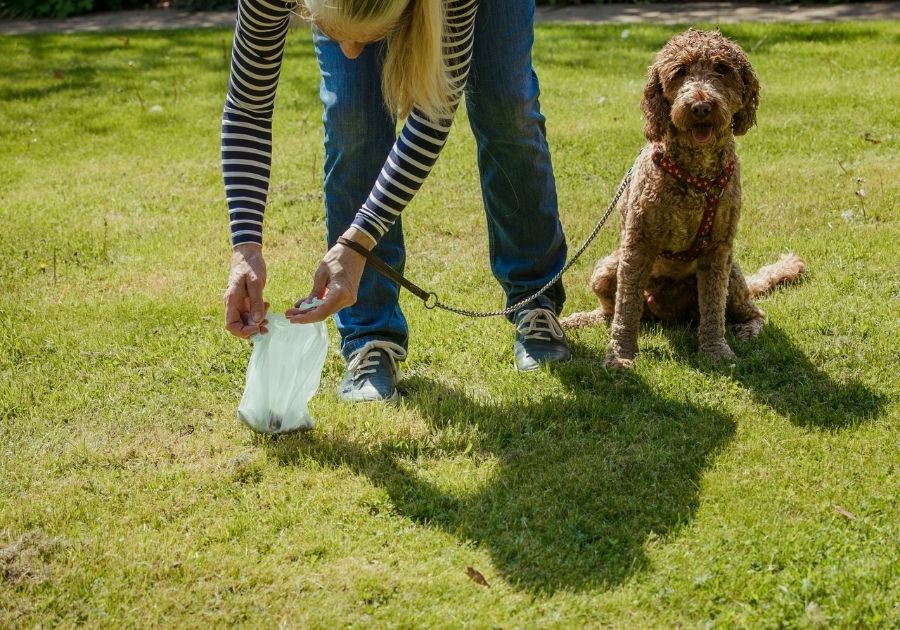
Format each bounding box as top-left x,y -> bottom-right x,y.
336,236 -> 437,307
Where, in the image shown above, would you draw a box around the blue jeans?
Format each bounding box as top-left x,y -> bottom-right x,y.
314,0 -> 567,359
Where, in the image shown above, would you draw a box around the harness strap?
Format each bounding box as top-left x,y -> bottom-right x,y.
651,144 -> 736,262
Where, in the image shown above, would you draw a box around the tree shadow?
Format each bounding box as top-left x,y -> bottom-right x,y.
0,30 -> 318,103
263,341 -> 735,593
657,322 -> 884,429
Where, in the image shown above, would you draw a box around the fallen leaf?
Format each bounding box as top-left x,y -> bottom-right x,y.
466,566 -> 489,587
117,36 -> 130,46
862,132 -> 881,144
833,504 -> 857,521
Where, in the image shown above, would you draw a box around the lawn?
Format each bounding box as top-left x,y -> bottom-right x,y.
1,19 -> 898,628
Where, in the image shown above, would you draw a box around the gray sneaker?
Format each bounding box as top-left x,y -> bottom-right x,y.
513,307 -> 572,372
338,340 -> 406,402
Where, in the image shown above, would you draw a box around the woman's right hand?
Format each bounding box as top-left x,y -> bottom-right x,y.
285,228 -> 373,324
224,243 -> 269,339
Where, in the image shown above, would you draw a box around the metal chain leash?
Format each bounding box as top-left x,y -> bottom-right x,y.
428,167 -> 633,318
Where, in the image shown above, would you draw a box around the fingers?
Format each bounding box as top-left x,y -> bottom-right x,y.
242,298 -> 270,325
284,299 -> 340,324
286,288 -> 336,323
224,248 -> 268,340
225,301 -> 261,339
224,290 -> 244,336
286,264 -> 338,323
226,314 -> 268,339
287,281 -> 351,324
230,246 -> 266,304
247,277 -> 266,324
286,291 -> 342,323
287,256 -> 360,324
308,264 -> 329,303
224,292 -> 269,340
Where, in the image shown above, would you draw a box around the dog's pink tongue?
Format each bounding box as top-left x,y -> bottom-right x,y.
692,126 -> 713,144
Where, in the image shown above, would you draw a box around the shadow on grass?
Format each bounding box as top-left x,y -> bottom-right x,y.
0,30 -> 317,102
659,323 -> 884,429
736,326 -> 884,428
262,313 -> 882,592
265,341 -> 735,593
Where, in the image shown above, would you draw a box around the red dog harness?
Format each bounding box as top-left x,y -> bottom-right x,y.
651,144 -> 736,262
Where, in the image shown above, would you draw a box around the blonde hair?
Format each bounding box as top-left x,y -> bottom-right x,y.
300,0 -> 452,121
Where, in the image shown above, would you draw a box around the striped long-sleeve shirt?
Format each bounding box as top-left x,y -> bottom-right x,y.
223,0 -> 478,247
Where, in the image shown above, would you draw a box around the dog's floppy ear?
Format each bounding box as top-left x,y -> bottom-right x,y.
732,58 -> 760,136
641,64 -> 669,142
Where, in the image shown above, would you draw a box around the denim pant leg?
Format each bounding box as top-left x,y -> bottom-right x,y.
314,32 -> 409,358
465,0 -> 568,320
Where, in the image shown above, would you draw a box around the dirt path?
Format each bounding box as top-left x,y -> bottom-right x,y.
2,2 -> 897,36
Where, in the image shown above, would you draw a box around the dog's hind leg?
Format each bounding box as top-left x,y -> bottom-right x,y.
727,262 -> 765,340
559,309 -> 609,329
730,254 -> 806,340
588,250 -> 620,318
560,251 -> 619,330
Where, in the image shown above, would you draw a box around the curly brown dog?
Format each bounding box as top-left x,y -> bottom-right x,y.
561,29 -> 805,368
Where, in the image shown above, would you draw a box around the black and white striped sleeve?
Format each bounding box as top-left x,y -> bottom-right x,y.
223,0 -> 479,247
222,0 -> 291,247
350,0 -> 479,243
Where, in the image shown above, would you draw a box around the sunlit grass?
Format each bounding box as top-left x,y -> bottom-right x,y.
1,21 -> 897,627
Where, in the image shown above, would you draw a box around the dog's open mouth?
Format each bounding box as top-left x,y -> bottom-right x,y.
691,125 -> 714,144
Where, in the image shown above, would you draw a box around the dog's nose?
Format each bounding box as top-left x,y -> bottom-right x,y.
692,101 -> 712,118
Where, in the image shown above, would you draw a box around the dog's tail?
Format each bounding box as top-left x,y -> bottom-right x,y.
560,309 -> 610,330
745,253 -> 806,298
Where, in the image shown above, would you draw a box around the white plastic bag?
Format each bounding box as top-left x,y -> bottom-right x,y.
237,311 -> 328,434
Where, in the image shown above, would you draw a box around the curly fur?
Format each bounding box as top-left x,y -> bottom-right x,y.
560,30 -> 804,367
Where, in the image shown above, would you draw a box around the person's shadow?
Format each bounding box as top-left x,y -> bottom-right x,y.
265,341 -> 736,593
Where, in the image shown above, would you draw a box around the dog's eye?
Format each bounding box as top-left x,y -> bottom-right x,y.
672,66 -> 687,80
714,63 -> 730,76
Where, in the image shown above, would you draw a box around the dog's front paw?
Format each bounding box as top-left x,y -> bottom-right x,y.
700,340 -> 737,361
604,352 -> 635,369
732,317 -> 765,341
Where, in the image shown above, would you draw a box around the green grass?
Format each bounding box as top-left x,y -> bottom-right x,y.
1,21 -> 898,628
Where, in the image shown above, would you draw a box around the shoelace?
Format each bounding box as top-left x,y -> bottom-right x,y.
346,340 -> 407,381
516,308 -> 565,342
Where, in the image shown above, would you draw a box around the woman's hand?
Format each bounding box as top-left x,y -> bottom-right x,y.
224,243 -> 269,338
286,228 -> 373,323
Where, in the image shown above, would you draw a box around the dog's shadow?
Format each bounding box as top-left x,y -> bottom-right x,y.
656,322 -> 884,428
265,342 -> 736,593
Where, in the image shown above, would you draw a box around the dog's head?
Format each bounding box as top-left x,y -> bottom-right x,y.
641,29 -> 760,145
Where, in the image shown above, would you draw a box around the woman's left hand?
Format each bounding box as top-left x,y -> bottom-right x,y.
286,229 -> 374,323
